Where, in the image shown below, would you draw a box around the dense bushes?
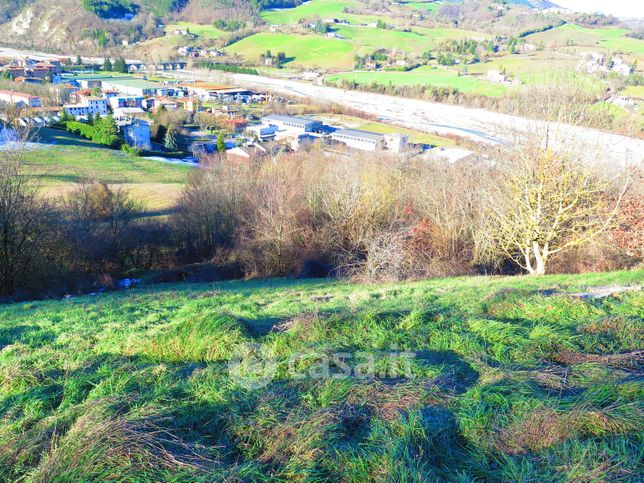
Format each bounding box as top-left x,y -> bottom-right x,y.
82,0 -> 137,19
0,142 -> 638,300
64,116 -> 123,148
200,62 -> 259,75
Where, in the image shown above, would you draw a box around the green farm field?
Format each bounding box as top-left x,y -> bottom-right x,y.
261,0 -> 379,25
224,33 -> 358,70
1,270 -> 642,480
335,25 -> 490,55
526,24 -> 644,55
165,22 -> 226,39
327,66 -> 510,96
23,134 -> 191,210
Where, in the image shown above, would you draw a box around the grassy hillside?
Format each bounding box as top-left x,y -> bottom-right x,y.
224,32 -> 358,69
327,66 -> 510,96
1,270 -> 642,480
526,24 -> 644,55
23,139 -> 191,210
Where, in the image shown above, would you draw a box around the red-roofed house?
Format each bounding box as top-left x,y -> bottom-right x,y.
0,90 -> 42,108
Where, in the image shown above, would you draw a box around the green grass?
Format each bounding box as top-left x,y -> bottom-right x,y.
224,33 -> 358,69
355,121 -> 456,146
526,24 -> 644,55
261,0 -> 378,25
0,270 -> 642,480
22,138 -> 191,210
164,22 -> 226,39
404,1 -> 440,13
466,52 -> 578,81
622,85 -> 644,99
327,66 -> 509,96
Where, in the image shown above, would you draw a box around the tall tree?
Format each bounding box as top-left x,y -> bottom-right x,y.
477,147 -> 631,275
217,132 -> 226,152
114,57 -> 128,74
102,57 -> 113,72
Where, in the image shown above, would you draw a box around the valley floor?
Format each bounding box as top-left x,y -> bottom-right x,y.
0,270 -> 642,480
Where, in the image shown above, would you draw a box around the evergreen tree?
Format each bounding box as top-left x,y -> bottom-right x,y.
216,132 -> 226,152
103,57 -> 113,72
114,57 -> 128,74
76,55 -> 82,66
87,112 -> 95,125
164,128 -> 178,150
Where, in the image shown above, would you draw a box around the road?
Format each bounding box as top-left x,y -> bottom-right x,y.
1,45 -> 642,166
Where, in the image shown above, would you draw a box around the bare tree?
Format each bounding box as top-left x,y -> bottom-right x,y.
476,146 -> 632,275
0,151 -> 58,296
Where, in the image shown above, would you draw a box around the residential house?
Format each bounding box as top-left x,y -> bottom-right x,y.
113,107 -> 146,120
64,97 -> 109,117
118,118 -> 151,149
0,90 -> 42,108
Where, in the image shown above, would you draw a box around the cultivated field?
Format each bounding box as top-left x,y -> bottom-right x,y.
23,134 -> 190,210
0,271 -> 642,480
526,24 -> 644,55
326,66 -> 510,96
261,0 -> 379,25
224,33 -> 358,70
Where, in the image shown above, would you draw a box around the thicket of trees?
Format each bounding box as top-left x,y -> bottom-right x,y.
1,134 -> 638,300
63,116 -> 123,148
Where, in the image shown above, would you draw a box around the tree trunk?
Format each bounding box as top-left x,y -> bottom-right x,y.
530,241 -> 546,276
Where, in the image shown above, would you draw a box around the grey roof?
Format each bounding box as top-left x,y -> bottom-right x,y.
263,114 -> 321,125
331,129 -> 384,142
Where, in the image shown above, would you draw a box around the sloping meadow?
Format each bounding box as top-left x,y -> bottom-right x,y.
0,271 -> 642,480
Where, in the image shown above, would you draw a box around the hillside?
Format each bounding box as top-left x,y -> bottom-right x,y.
0,271 -> 642,480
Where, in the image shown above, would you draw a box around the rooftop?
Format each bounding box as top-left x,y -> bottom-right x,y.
263,114 -> 321,125
332,129 -> 384,142
0,90 -> 40,99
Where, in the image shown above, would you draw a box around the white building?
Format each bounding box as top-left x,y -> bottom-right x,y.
113,107 -> 146,120
246,124 -> 278,141
331,129 -> 385,151
118,119 -> 151,149
611,57 -> 632,76
261,115 -> 323,133
486,70 -> 508,83
0,90 -> 41,108
331,129 -> 409,153
64,98 -> 109,117
109,96 -> 145,109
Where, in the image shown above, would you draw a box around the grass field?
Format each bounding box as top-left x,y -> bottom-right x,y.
404,1 -> 440,13
327,66 -> 509,96
622,85 -> 644,99
526,24 -> 644,55
317,114 -> 457,146
261,0 -> 379,25
465,52 -> 578,81
165,22 -> 226,39
0,270 -> 642,480
331,25 -> 490,56
23,133 -> 191,210
224,33 -> 358,70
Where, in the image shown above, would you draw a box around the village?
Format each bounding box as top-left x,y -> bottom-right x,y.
0,56 -> 452,163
